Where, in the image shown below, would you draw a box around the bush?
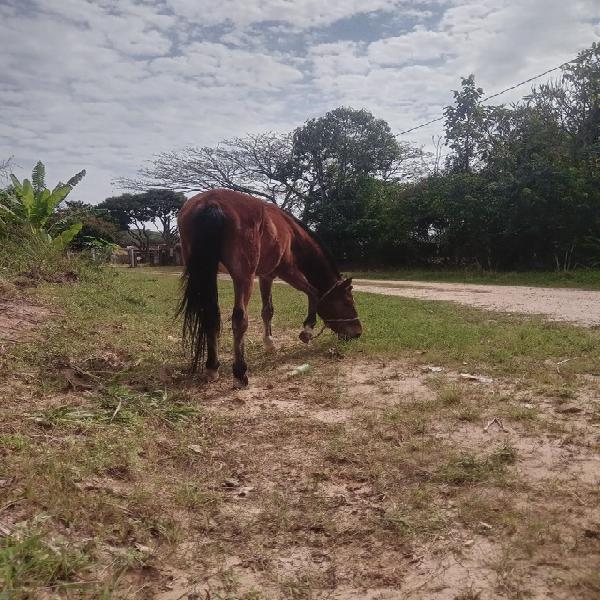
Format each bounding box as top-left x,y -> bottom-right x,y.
0,226 -> 100,283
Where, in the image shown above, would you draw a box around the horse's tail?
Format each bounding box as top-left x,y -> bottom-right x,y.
178,204 -> 226,373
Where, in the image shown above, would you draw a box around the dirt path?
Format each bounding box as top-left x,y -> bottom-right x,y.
144,270 -> 600,327
352,279 -> 600,327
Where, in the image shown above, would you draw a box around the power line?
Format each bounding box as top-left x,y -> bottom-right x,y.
397,56 -> 577,136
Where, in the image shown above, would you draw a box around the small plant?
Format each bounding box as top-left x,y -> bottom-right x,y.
0,527 -> 88,595
0,161 -> 86,248
437,384 -> 463,405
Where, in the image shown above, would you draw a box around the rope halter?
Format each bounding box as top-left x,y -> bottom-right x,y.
316,278 -> 361,328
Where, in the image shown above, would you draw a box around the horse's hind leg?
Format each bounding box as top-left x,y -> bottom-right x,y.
231,275 -> 253,388
204,302 -> 221,382
259,277 -> 275,352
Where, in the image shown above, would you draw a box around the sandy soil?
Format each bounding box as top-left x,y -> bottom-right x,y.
0,299 -> 50,347
352,279 -> 600,327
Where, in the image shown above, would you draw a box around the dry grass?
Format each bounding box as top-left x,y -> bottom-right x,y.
0,267 -> 599,598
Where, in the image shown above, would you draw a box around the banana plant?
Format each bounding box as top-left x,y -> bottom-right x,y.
0,161 -> 86,249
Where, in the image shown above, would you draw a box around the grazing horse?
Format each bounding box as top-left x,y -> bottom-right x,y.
177,188 -> 362,388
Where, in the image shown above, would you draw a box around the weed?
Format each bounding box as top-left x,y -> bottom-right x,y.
0,528 -> 88,597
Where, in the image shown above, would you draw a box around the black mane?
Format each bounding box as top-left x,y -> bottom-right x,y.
288,213 -> 341,278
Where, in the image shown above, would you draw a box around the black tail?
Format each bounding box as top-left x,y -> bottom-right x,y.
178,204 -> 225,373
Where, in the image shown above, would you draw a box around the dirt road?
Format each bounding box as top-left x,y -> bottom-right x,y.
352,279 -> 600,327
148,271 -> 600,327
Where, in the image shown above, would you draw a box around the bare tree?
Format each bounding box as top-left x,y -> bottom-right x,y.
117,132 -> 310,211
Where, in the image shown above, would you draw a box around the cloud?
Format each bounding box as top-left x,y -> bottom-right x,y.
368,29 -> 455,66
0,0 -> 597,203
165,0 -> 426,29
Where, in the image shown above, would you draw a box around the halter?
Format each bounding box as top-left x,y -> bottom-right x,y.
316,279 -> 361,329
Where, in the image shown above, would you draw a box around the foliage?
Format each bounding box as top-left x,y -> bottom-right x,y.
122,109 -> 423,218
98,189 -> 184,252
50,200 -> 120,250
120,42 -> 600,271
140,189 -> 185,248
0,225 -> 98,281
0,161 -> 86,249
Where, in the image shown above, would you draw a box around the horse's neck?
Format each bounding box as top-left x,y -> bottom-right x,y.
300,239 -> 340,297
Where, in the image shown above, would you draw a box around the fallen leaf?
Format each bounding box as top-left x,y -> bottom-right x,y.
460,373 -> 494,384
158,366 -> 172,384
555,406 -> 583,414
134,543 -> 154,554
188,445 -> 203,454
60,367 -> 94,391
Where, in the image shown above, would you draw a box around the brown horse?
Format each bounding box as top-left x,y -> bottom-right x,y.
177,189 -> 362,387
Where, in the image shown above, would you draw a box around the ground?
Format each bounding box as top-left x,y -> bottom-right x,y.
351,279 -> 600,327
1,267 -> 599,599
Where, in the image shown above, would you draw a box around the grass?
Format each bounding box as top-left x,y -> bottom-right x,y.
347,267 -> 600,289
0,528 -> 89,598
1,265 -> 599,598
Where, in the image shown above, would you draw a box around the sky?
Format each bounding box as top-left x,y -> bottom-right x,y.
1,0 -> 599,204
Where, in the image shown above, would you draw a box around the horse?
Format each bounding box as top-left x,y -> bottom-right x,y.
177,188 -> 362,388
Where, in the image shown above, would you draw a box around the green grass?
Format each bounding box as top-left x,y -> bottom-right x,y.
347,268 -> 600,290
17,267 -> 598,384
0,529 -> 89,598
349,290 -> 600,375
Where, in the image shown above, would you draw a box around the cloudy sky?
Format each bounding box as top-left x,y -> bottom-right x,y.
1,0 -> 598,204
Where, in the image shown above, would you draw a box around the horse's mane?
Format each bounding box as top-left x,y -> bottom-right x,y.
288,213 -> 341,278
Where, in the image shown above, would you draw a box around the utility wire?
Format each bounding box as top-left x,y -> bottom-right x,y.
397,56 -> 577,136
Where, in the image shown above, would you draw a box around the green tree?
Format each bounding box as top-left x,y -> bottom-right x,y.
444,75 -> 490,173
139,189 -> 185,249
291,107 -> 421,259
51,200 -> 120,250
98,193 -> 154,253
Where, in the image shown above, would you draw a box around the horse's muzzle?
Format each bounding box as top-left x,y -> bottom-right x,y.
337,322 -> 363,341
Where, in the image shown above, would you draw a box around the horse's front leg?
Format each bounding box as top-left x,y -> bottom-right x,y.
299,296 -> 318,344
259,277 -> 276,352
231,276 -> 254,388
276,268 -> 318,344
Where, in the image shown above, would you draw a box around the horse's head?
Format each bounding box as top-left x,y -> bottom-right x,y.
317,278 -> 362,340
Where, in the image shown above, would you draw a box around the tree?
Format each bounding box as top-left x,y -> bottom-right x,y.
117,132 -> 306,211
98,190 -> 185,253
140,189 -> 185,249
98,194 -> 154,254
444,75 -> 490,173
290,107 -> 422,258
119,110 -> 423,222
51,200 -> 120,250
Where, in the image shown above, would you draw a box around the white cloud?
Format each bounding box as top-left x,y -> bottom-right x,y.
368,29 -> 455,66
165,0 -> 426,29
0,0 -> 597,202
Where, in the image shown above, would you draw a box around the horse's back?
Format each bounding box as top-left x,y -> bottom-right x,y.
178,189 -> 291,275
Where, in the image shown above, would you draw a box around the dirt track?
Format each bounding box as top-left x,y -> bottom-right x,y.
149,271 -> 600,328
352,279 -> 600,327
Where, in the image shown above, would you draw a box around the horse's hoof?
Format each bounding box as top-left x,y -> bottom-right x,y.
263,337 -> 276,353
233,376 -> 248,390
202,369 -> 219,383
299,330 -> 313,344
